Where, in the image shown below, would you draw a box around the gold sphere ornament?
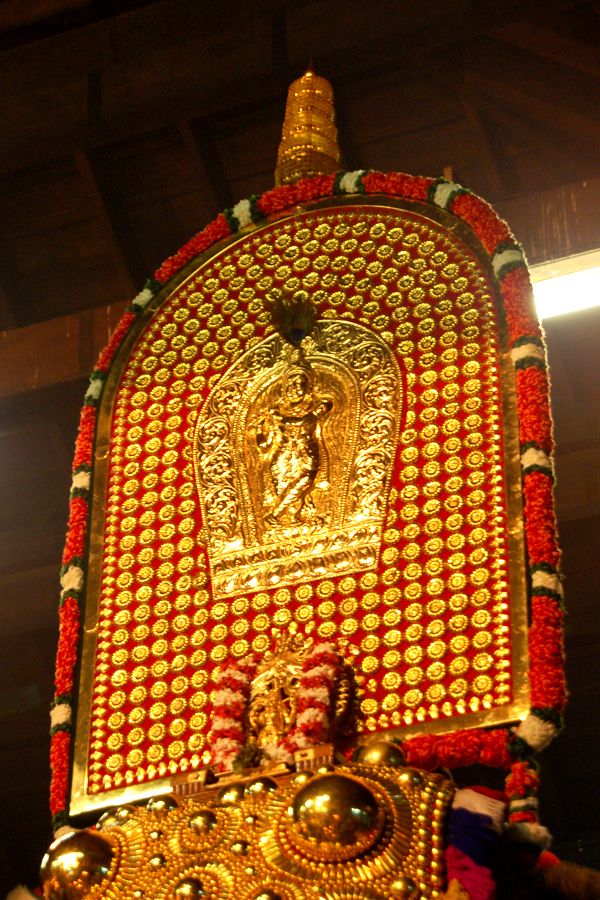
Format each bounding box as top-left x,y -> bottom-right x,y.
96,810 -> 119,830
245,776 -> 277,795
189,810 -> 217,834
115,805 -> 134,821
216,781 -> 245,804
147,795 -> 177,816
289,773 -> 384,862
175,878 -> 205,898
358,740 -> 406,768
230,840 -> 249,855
254,892 -> 282,900
390,875 -> 419,897
40,830 -> 115,900
291,771 -> 312,785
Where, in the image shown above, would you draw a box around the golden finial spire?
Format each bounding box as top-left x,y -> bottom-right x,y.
275,69 -> 341,185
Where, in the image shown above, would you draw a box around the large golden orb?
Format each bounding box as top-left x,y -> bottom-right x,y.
174,878 -> 205,898
40,830 -> 115,899
189,809 -> 218,834
289,773 -> 384,861
357,740 -> 406,768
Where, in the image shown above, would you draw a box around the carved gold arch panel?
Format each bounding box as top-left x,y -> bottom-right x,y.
72,200 -> 528,815
195,320 -> 402,598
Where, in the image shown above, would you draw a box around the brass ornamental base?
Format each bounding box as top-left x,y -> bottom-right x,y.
42,758 -> 453,899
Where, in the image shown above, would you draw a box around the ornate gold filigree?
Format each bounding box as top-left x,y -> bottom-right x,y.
246,627 -> 354,754
44,764 -> 452,899
194,321 -> 403,598
248,629 -> 312,752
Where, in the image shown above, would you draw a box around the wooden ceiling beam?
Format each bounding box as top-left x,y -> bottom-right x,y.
497,22 -> 600,79
0,284 -> 17,331
74,149 -> 139,297
0,0 -> 89,32
460,36 -> 600,129
400,53 -> 508,197
0,0 -> 582,177
457,97 -> 506,197
0,233 -> 26,328
477,97 -> 592,185
178,120 -> 233,212
0,301 -> 127,400
468,73 -> 600,146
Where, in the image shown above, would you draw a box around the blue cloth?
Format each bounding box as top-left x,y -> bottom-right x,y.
447,807 -> 498,867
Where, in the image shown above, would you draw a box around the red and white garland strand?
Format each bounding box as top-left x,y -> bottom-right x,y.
208,656 -> 256,773
277,642 -> 341,763
50,169 -> 564,835
206,643 -> 341,770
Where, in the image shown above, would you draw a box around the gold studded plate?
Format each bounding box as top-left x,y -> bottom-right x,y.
72,200 -> 528,815
62,765 -> 453,899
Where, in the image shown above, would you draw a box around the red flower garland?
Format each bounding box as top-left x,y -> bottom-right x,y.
294,173 -> 336,203
403,728 -> 512,771
506,760 -> 540,798
450,193 -> 512,254
95,311 -> 136,372
50,730 -> 71,816
280,643 -> 340,757
257,184 -> 300,216
362,171 -> 432,200
54,597 -> 80,696
500,267 -> 540,343
154,214 -> 232,284
208,657 -> 256,772
72,405 -> 96,471
516,368 -> 553,450
61,495 -> 88,564
523,475 -> 561,568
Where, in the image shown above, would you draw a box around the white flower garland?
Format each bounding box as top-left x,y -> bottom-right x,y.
515,714 -> 558,752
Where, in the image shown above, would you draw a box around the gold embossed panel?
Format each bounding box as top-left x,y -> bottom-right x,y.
72,201 -> 528,814
195,320 -> 402,598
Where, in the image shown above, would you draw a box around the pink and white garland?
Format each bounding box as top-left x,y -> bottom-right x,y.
278,642 -> 341,762
208,656 -> 256,773
206,642 -> 341,770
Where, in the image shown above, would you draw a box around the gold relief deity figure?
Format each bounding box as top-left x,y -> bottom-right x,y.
246,628 -> 354,757
248,649 -> 304,753
194,319 -> 403,597
254,359 -> 333,529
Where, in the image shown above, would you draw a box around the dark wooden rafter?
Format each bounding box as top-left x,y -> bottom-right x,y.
0,278 -> 17,331
74,149 -> 144,293
0,209 -> 30,328
469,73 -> 600,146
476,97 -> 592,188
497,21 -> 600,79
458,96 -> 507,197
459,35 -> 600,135
0,0 -> 163,49
177,120 -> 233,213
0,1 -> 582,178
400,52 -> 508,197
